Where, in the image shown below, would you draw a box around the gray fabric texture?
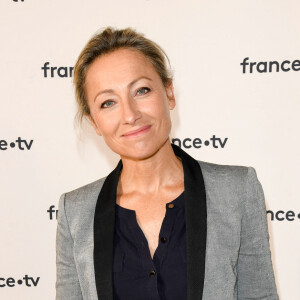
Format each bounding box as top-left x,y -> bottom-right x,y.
56,160 -> 279,300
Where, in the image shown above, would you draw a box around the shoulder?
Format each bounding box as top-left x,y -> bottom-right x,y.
58,177 -> 107,226
64,177 -> 107,202
197,160 -> 252,182
196,160 -> 261,204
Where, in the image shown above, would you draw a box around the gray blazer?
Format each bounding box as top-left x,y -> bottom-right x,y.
56,144 -> 279,300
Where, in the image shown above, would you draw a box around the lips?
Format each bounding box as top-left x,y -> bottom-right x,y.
122,125 -> 151,137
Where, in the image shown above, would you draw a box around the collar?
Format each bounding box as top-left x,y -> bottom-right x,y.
115,191 -> 185,219
93,143 -> 207,299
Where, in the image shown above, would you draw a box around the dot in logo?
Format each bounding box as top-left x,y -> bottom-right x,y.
17,280 -> 22,285
204,140 -> 209,146
10,142 -> 15,148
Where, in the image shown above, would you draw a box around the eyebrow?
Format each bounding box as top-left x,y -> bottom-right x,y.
93,76 -> 153,102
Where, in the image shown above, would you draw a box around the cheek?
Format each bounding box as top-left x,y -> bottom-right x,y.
96,118 -> 117,136
155,100 -> 172,122
142,95 -> 170,118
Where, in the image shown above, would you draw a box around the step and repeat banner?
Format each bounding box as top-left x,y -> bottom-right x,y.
1,0 -> 299,299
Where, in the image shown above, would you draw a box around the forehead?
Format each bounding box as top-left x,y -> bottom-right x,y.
85,48 -> 159,87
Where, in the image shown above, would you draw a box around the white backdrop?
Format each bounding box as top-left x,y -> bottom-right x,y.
1,0 -> 299,299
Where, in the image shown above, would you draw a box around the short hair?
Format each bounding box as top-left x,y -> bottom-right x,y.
73,27 -> 173,122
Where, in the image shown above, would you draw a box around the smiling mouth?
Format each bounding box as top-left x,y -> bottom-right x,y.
122,125 -> 151,137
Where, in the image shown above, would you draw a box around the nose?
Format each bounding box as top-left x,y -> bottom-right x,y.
121,97 -> 141,125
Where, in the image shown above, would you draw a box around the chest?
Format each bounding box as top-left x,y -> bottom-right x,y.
116,191 -> 183,258
134,204 -> 166,258
117,199 -> 167,258
113,193 -> 187,299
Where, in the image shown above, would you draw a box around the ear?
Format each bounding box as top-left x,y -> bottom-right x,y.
165,81 -> 176,110
87,114 -> 102,136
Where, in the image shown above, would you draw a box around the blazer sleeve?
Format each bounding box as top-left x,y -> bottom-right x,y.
236,167 -> 279,299
56,193 -> 83,300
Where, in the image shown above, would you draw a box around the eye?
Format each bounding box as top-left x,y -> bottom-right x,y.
101,100 -> 115,108
136,87 -> 150,96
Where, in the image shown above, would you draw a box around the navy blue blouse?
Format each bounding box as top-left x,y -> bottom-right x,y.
113,192 -> 187,300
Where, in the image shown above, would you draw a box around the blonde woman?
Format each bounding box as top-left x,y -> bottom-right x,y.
56,27 -> 279,300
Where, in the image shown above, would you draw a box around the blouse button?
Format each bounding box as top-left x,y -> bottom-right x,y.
168,203 -> 175,208
160,237 -> 167,243
149,270 -> 156,277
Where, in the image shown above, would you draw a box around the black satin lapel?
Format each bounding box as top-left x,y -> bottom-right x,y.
172,144 -> 207,300
93,145 -> 206,299
94,160 -> 122,300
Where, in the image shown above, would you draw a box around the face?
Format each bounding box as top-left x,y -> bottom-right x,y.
85,48 -> 175,160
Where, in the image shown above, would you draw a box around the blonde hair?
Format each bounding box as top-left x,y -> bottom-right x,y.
73,27 -> 173,122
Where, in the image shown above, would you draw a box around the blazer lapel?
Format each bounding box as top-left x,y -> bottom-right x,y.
94,159 -> 122,300
172,144 -> 207,300
93,144 -> 207,300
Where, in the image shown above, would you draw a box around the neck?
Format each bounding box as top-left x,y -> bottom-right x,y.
118,141 -> 183,196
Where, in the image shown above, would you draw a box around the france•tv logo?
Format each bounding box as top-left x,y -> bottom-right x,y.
267,210 -> 300,221
0,275 -> 39,288
47,205 -> 58,220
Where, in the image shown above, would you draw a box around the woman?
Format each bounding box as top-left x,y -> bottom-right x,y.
56,27 -> 279,300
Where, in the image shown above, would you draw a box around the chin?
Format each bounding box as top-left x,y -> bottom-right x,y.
123,147 -> 156,161
106,134 -> 170,160
121,139 -> 168,161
